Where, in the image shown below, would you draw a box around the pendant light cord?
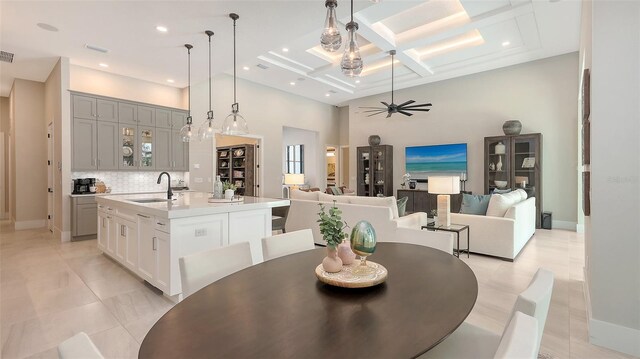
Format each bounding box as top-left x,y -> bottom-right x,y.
208,34 -> 212,114
233,17 -> 237,106
350,0 -> 354,23
391,52 -> 394,104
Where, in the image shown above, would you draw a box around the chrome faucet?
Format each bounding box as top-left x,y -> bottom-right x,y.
157,172 -> 173,200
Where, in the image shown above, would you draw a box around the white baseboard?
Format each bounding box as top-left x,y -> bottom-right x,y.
576,223 -> 585,233
552,220 -> 577,231
583,267 -> 640,356
14,219 -> 47,230
54,227 -> 71,242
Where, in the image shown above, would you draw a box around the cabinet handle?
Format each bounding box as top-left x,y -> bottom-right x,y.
107,207 -> 112,211
137,214 -> 150,218
156,222 -> 165,226
152,237 -> 157,251
121,224 -> 125,237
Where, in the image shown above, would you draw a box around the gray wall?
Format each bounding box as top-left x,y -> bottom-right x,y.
347,53 -> 579,227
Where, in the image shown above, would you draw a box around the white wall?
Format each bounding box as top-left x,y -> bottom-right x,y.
283,126 -> 319,187
585,1 -> 640,356
347,53 -> 579,226
69,65 -> 185,109
0,97 -> 9,217
187,74 -> 339,198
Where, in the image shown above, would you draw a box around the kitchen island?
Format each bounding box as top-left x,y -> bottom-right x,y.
95,192 -> 289,299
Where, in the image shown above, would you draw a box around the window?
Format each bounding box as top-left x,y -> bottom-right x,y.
286,145 -> 304,174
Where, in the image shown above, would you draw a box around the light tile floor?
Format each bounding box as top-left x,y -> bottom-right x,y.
0,220 -> 635,359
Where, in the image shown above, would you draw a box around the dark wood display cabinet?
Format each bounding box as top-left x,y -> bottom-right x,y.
357,145 -> 393,197
484,133 -> 542,228
217,144 -> 256,196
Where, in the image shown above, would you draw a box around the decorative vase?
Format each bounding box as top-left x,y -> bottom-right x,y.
496,156 -> 503,171
224,189 -> 235,199
337,240 -> 356,265
409,181 -> 417,189
322,247 -> 343,273
350,221 -> 377,276
503,120 -> 522,136
368,135 -> 381,146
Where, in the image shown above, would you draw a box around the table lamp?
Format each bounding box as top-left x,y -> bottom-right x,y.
428,176 -> 460,227
283,173 -> 305,198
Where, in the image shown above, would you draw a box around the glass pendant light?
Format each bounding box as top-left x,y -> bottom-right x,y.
320,0 -> 342,52
221,13 -> 249,136
198,30 -> 216,141
179,44 -> 195,142
341,0 -> 363,77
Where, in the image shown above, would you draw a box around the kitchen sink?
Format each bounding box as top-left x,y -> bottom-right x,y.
129,198 -> 170,203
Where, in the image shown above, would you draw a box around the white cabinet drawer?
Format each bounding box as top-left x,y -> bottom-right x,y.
155,218 -> 170,233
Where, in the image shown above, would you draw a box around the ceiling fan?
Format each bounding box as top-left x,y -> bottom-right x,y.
360,50 -> 432,118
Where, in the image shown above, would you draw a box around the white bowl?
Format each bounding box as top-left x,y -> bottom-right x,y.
494,180 -> 508,188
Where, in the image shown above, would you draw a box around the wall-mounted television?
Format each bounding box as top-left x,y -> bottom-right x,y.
405,143 -> 467,180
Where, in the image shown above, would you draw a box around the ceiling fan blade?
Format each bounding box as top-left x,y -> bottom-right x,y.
397,100 -> 415,107
360,106 -> 387,109
366,111 -> 387,117
363,109 -> 387,113
386,112 -> 393,118
398,110 -> 414,116
402,103 -> 432,109
381,102 -> 390,107
405,108 -> 431,112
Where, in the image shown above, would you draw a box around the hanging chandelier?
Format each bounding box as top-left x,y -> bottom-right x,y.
221,13 -> 249,136
179,44 -> 194,142
198,30 -> 216,141
320,0 -> 341,52
340,0 -> 363,77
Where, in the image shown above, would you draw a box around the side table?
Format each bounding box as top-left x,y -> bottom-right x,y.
422,223 -> 470,258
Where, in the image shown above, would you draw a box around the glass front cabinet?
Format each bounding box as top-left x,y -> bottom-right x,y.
357,145 -> 393,197
484,133 -> 542,228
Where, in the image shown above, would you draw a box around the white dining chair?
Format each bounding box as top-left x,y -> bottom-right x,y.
262,229 -> 315,261
493,312 -> 539,359
58,332 -> 104,359
419,267 -> 554,358
179,242 -> 253,298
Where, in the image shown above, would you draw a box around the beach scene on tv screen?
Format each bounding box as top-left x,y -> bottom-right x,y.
405,143 -> 467,174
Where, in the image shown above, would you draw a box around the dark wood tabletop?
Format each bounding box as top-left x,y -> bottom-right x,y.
139,242 -> 478,359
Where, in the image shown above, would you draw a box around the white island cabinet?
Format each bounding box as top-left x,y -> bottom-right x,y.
95,192 -> 289,299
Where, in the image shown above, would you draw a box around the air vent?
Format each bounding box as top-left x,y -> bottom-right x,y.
328,90 -> 337,94
0,51 -> 14,63
256,63 -> 269,70
84,44 -> 109,53
297,78 -> 306,82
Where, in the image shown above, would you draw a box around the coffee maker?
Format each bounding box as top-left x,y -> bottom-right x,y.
73,178 -> 96,194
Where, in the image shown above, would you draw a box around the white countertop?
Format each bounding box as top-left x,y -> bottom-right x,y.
95,192 -> 290,219
70,190 -> 193,198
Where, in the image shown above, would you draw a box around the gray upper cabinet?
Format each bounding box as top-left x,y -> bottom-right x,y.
155,128 -> 172,171
73,95 -> 96,120
171,111 -> 188,129
72,118 -> 98,170
118,103 -> 137,125
97,121 -> 120,170
156,109 -> 172,128
172,129 -> 189,171
138,106 -> 155,127
97,99 -> 118,122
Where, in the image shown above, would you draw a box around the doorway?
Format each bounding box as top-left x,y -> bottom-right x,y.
326,146 -> 337,187
47,123 -> 53,232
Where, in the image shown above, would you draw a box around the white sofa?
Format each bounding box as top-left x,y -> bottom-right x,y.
450,193 -> 536,261
286,191 -> 454,254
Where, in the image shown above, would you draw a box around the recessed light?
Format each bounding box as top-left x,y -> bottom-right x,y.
290,82 -> 296,86
156,26 -> 168,33
37,23 -> 59,32
325,93 -> 331,97
99,63 -> 109,68
355,80 -> 361,84
282,48 -> 289,52
167,79 -> 175,83
502,41 -> 511,47
243,66 -> 250,71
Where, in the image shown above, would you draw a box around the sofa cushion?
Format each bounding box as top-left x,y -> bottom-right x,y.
291,189 -> 318,201
318,192 -> 350,204
493,188 -> 512,194
349,196 -> 399,219
486,191 -> 523,217
460,194 -> 491,215
397,197 -> 409,217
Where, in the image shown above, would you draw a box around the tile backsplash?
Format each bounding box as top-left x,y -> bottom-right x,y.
72,171 -> 189,193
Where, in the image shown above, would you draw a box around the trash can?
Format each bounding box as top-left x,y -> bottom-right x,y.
541,212 -> 552,230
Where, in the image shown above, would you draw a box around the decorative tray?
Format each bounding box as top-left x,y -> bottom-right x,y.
208,197 -> 244,203
315,261 -> 387,288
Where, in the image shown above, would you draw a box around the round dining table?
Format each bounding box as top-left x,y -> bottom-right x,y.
139,242 -> 478,359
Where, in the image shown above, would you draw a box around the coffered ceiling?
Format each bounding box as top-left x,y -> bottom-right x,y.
0,1 -> 581,105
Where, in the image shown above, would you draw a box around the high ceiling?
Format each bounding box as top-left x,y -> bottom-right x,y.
0,1 -> 581,105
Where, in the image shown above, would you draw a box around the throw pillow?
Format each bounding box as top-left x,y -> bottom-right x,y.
492,188 -> 512,194
329,186 -> 339,195
290,189 -> 319,201
318,192 -> 350,204
486,192 -> 521,217
397,197 -> 409,217
514,188 -> 528,201
460,194 -> 491,215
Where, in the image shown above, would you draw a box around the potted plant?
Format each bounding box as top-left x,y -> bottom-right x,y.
317,202 -> 349,272
223,181 -> 237,199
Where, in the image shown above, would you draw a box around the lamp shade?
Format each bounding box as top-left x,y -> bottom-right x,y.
428,176 -> 460,194
284,173 -> 305,185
